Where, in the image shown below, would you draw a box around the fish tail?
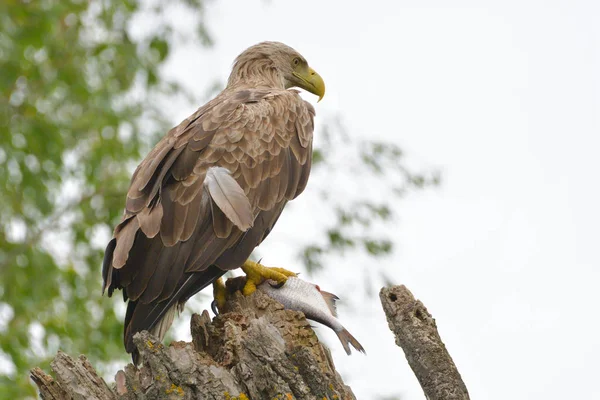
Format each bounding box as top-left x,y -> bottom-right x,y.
335,329 -> 366,355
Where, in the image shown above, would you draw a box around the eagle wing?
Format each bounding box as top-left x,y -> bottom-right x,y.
102,88 -> 315,357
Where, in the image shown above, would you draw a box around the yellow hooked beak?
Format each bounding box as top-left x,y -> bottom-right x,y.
293,67 -> 325,102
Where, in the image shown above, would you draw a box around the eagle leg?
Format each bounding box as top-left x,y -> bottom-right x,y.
212,277 -> 227,314
240,260 -> 296,296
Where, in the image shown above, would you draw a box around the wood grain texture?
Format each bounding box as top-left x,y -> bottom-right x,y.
380,285 -> 470,400
31,353 -> 114,400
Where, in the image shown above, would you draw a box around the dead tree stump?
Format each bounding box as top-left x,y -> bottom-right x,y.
31,289 -> 355,400
32,284 -> 471,399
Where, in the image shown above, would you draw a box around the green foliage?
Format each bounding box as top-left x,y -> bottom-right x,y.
0,0 -> 211,396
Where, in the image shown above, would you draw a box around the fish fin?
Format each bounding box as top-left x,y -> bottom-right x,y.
319,290 -> 339,317
336,328 -> 366,355
205,166 -> 253,231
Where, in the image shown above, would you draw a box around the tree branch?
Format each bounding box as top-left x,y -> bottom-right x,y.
30,352 -> 114,400
380,285 -> 470,400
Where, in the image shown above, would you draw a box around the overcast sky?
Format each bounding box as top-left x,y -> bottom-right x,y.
135,1 -> 600,398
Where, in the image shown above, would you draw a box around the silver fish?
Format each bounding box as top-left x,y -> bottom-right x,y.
259,277 -> 365,355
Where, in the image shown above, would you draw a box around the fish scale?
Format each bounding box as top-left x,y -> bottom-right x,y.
259,277 -> 365,355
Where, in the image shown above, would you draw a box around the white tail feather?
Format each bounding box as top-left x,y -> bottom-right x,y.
149,305 -> 178,343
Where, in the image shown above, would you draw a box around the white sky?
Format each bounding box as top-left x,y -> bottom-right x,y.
140,1 -> 600,399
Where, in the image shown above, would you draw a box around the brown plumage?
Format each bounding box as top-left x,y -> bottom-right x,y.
102,42 -> 324,363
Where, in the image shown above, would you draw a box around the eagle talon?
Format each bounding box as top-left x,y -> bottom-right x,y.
241,260 -> 296,296
268,280 -> 286,289
212,277 -> 227,314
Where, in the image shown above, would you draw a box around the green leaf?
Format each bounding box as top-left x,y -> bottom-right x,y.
150,37 -> 169,62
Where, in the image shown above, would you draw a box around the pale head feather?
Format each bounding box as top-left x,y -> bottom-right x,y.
227,41 -> 307,89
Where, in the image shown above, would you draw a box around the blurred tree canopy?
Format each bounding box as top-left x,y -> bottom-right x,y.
0,0 -> 213,396
0,0 -> 438,397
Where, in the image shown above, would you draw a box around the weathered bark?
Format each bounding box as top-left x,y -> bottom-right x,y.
32,284 -> 471,400
31,352 -> 115,400
380,285 -> 470,400
32,289 -> 355,399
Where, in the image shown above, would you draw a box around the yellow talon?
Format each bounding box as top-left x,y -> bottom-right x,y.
212,277 -> 227,314
240,260 -> 296,296
212,262 -> 296,311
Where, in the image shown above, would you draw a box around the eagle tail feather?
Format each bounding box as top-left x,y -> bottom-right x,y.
124,266 -> 225,365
